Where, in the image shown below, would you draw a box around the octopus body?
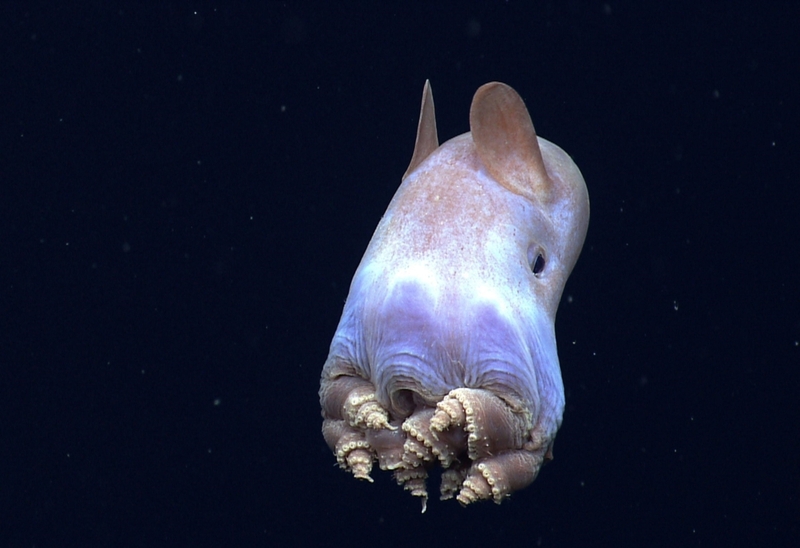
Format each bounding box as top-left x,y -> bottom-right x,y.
319,82 -> 589,510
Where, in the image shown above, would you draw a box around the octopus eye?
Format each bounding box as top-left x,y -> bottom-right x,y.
532,253 -> 546,275
528,245 -> 546,276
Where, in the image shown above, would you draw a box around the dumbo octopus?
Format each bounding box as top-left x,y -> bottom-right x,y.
319,81 -> 589,511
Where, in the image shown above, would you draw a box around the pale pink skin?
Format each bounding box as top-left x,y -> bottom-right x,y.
319,82 -> 589,511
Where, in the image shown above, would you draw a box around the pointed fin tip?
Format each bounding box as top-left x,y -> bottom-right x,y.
402,80 -> 439,181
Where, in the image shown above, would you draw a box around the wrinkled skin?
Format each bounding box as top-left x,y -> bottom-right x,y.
319,82 -> 589,511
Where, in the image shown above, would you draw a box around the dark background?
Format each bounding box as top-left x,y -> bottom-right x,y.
2,1 -> 798,546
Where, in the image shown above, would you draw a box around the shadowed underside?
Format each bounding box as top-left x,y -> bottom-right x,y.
319,81 -> 589,511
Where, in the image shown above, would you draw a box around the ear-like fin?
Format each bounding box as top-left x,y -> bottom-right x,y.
403,80 -> 439,181
470,82 -> 550,203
